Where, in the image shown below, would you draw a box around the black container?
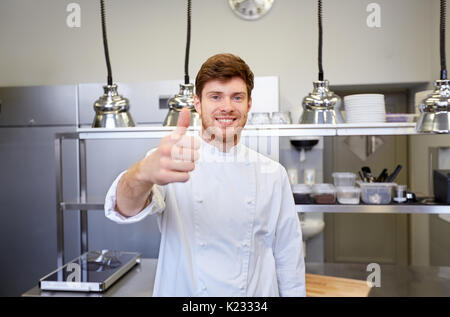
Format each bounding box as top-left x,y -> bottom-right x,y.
293,193 -> 313,204
433,170 -> 450,204
292,184 -> 313,204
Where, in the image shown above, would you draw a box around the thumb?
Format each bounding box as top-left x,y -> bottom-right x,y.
175,107 -> 191,135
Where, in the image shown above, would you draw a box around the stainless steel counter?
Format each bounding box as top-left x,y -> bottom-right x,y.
22,259 -> 450,297
22,259 -> 158,297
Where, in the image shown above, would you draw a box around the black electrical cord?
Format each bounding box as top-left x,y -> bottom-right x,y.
441,0 -> 447,80
184,0 -> 192,84
318,0 -> 324,81
100,0 -> 113,86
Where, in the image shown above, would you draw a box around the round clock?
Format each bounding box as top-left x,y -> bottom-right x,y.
228,0 -> 275,21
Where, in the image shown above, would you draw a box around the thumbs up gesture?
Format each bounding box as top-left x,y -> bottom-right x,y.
139,108 -> 200,185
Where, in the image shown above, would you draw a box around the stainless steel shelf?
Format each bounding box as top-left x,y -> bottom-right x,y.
296,203 -> 450,214
72,122 -> 419,139
60,201 -> 450,214
61,202 -> 104,211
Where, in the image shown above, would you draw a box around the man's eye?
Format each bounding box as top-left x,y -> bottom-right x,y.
234,96 -> 243,101
211,95 -> 220,100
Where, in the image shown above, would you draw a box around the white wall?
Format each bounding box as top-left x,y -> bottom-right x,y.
0,0 -> 436,115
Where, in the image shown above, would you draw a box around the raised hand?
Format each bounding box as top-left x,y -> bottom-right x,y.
139,107 -> 200,185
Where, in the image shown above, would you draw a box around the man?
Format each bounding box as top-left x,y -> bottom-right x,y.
105,53 -> 306,297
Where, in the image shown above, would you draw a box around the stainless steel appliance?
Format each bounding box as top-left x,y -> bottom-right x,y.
163,0 -> 200,126
164,83 -> 201,126
39,250 -> 141,292
300,80 -> 344,124
416,0 -> 450,134
299,0 -> 343,125
91,0 -> 135,128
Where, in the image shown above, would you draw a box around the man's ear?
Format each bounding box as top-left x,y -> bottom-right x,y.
194,95 -> 201,115
247,97 -> 252,112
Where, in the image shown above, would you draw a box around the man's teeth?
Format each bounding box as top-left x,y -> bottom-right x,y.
217,118 -> 234,123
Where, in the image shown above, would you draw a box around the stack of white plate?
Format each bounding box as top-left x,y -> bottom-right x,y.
344,94 -> 386,123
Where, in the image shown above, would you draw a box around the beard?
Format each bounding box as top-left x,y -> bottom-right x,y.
200,112 -> 247,146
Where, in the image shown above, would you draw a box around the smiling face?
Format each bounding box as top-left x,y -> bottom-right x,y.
194,76 -> 252,146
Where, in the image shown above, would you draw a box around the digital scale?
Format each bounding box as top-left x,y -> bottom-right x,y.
39,250 -> 141,292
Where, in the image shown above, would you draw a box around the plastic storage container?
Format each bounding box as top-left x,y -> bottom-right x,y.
332,172 -> 357,187
357,181 -> 396,204
311,183 -> 336,204
336,186 -> 361,204
292,184 -> 313,204
393,185 -> 407,203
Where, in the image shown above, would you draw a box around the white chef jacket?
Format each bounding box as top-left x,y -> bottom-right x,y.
104,138 -> 306,297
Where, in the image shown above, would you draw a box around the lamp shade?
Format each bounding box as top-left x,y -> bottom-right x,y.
299,80 -> 344,124
416,79 -> 450,133
92,1 -> 135,128
163,83 -> 201,126
92,84 -> 135,128
416,0 -> 450,133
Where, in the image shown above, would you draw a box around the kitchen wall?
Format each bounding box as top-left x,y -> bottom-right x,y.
0,0 -> 434,92
0,0 -> 443,267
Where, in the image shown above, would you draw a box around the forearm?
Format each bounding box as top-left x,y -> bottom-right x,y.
116,161 -> 154,218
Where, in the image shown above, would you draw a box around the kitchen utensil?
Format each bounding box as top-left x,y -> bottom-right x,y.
358,171 -> 366,182
376,168 -> 388,182
361,166 -> 375,182
362,166 -> 371,174
386,165 -> 402,183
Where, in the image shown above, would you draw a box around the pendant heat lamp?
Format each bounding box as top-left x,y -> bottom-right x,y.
416,0 -> 450,134
299,0 -> 344,124
163,0 -> 201,126
92,0 -> 135,128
